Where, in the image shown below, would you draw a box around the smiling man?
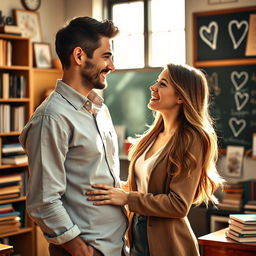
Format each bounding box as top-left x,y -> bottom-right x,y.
19,17 -> 128,256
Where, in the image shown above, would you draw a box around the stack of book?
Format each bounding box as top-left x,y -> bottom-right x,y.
0,104 -> 26,133
226,214 -> 256,243
0,39 -> 13,66
0,173 -> 23,200
244,201 -> 256,214
0,25 -> 22,36
0,209 -> 21,234
1,143 -> 27,165
0,73 -> 26,99
218,182 -> 244,211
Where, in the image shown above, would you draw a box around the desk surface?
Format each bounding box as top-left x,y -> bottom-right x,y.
198,228 -> 256,251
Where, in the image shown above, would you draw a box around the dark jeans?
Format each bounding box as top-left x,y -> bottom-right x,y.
49,243 -> 103,256
130,214 -> 149,256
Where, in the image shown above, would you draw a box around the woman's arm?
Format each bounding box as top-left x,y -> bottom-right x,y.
87,184 -> 129,205
87,142 -> 203,218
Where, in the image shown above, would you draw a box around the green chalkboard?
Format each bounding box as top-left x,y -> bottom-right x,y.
203,65 -> 256,149
104,69 -> 160,138
194,6 -> 256,62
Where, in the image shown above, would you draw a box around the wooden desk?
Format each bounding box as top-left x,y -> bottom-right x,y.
198,228 -> 256,256
0,244 -> 13,256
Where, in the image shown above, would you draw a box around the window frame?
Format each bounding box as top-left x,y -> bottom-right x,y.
104,0 -> 185,70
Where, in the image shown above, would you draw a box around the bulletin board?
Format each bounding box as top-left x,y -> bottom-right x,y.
193,6 -> 256,150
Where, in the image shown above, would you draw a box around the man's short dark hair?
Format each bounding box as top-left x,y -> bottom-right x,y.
55,17 -> 119,69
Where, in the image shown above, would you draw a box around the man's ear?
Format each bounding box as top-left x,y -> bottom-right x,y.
72,47 -> 86,65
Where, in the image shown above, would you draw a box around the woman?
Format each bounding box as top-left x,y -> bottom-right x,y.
87,63 -> 223,256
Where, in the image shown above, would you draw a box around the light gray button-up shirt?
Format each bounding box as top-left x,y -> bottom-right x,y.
19,80 -> 128,256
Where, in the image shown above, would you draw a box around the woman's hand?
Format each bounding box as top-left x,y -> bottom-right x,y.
86,184 -> 129,206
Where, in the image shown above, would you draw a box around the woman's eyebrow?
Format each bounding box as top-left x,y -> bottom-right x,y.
160,78 -> 168,83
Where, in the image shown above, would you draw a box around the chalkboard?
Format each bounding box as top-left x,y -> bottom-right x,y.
194,7 -> 256,62
104,69 -> 160,138
202,65 -> 256,149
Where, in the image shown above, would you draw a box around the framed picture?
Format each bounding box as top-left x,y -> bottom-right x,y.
33,43 -> 52,68
14,9 -> 42,42
225,146 -> 244,178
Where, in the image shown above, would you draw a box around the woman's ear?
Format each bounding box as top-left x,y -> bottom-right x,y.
177,97 -> 183,104
72,47 -> 86,65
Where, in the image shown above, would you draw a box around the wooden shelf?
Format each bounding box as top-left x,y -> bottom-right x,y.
0,196 -> 26,205
0,227 -> 33,238
0,34 -> 29,40
194,59 -> 256,67
0,98 -> 30,103
0,163 -> 28,169
0,131 -> 21,136
33,68 -> 62,73
0,65 -> 30,70
0,32 -> 35,256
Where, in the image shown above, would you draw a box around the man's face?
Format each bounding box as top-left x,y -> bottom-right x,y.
81,37 -> 115,90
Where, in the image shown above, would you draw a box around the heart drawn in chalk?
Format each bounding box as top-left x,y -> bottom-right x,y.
231,71 -> 249,91
229,117 -> 246,137
228,20 -> 248,50
234,92 -> 249,111
199,21 -> 218,50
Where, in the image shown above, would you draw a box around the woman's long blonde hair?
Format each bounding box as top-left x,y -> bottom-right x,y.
129,63 -> 223,205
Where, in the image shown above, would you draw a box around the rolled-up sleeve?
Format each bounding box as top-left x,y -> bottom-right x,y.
19,114 -> 81,244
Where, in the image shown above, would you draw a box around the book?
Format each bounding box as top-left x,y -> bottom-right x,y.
244,201 -> 256,210
218,202 -> 242,211
2,143 -> 24,154
226,230 -> 256,242
0,216 -> 20,223
0,211 -> 20,218
228,229 -> 256,237
230,214 -> 256,225
0,174 -> 22,184
0,185 -> 21,195
229,219 -> 256,230
0,25 -> 22,35
1,154 -> 28,165
0,193 -> 20,200
229,224 -> 256,234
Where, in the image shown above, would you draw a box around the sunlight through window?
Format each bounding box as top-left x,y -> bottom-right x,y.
111,0 -> 185,69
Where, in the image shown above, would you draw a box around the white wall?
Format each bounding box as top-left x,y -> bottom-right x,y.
64,0 -> 92,22
0,0 -> 95,58
185,0 -> 256,182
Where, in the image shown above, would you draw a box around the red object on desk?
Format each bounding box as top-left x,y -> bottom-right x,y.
198,228 -> 256,256
124,140 -> 132,155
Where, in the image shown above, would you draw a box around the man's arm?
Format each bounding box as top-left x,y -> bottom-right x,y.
62,237 -> 94,256
19,114 -> 80,245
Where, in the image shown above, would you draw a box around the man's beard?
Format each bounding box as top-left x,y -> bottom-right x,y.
81,60 -> 108,90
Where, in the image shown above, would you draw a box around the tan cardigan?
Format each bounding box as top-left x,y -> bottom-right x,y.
127,135 -> 202,256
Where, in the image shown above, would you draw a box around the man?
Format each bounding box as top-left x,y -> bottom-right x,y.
19,17 -> 128,256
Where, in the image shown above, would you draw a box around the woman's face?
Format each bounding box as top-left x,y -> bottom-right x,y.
148,69 -> 182,112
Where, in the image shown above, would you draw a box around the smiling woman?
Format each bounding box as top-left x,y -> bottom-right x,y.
87,63 -> 224,256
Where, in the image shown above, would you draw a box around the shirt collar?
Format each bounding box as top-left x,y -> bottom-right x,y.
55,80 -> 103,114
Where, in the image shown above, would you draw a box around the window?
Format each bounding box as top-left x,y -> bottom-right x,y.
106,0 -> 185,69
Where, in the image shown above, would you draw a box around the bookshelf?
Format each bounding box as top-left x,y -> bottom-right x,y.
0,34 -> 35,256
32,68 -> 62,110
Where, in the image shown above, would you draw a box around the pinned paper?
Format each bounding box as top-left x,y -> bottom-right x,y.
225,146 -> 244,177
245,14 -> 256,56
